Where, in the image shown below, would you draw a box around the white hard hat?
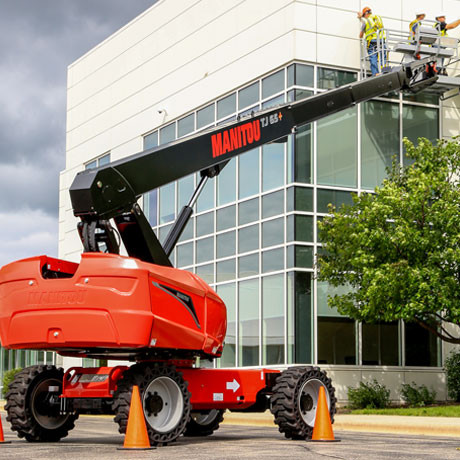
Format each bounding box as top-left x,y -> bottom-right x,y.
436,13 -> 446,19
415,12 -> 425,16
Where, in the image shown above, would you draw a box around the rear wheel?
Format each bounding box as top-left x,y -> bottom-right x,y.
271,366 -> 336,440
184,409 -> 225,436
112,363 -> 191,446
5,365 -> 78,442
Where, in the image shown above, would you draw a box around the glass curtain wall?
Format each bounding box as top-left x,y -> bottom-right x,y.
142,62 -> 441,369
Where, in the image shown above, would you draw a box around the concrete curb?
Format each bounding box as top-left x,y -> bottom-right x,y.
222,411 -> 460,438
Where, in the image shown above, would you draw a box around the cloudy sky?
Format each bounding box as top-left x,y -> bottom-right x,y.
0,0 -> 157,266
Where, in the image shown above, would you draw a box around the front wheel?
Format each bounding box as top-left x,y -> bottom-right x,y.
270,366 -> 336,440
5,365 -> 78,442
112,363 -> 191,446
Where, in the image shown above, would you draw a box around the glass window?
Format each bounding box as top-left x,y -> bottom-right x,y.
98,153 -> 110,166
362,322 -> 399,366
403,93 -> 439,105
317,107 -> 357,188
85,160 -> 97,170
177,243 -> 193,267
317,281 -> 352,317
361,101 -> 400,190
238,224 -> 259,254
318,317 -> 356,364
287,245 -> 313,269
160,123 -> 176,144
287,272 -> 313,363
263,274 -> 284,365
196,263 -> 214,284
217,93 -> 236,120
217,283 -> 236,367
262,218 -> 284,248
238,198 -> 259,225
197,103 -> 214,129
317,189 -> 354,214
158,224 -> 172,245
262,248 -> 284,273
178,114 -> 194,138
217,158 -> 236,206
178,218 -> 193,242
144,131 -> 158,149
317,67 -> 357,89
178,175 -> 194,209
238,253 -> 259,278
196,212 -> 214,237
287,88 -> 313,102
287,187 -> 313,212
217,231 -> 236,259
217,259 -> 236,282
262,190 -> 284,218
287,215 -> 313,242
239,148 -> 259,199
289,124 -> 312,184
159,183 -> 175,224
287,63 -> 314,87
146,189 -> 158,226
239,105 -> 259,117
403,106 -> 439,164
405,322 -> 439,367
196,237 -> 214,264
262,69 -> 284,99
262,94 -> 284,110
196,177 -> 215,212
262,143 -> 284,192
239,279 -> 259,366
217,205 -> 235,231
239,82 -> 259,110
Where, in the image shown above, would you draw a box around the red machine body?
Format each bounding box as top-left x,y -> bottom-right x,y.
61,366 -> 281,411
0,253 -> 226,359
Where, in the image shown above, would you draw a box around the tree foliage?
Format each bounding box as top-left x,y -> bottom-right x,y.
317,137 -> 460,344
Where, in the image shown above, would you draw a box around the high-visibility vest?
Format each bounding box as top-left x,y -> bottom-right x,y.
409,19 -> 422,37
364,15 -> 385,44
434,21 -> 447,36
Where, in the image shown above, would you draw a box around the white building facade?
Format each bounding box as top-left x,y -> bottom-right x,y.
57,0 -> 460,402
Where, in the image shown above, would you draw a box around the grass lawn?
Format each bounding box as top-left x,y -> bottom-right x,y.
351,405 -> 460,417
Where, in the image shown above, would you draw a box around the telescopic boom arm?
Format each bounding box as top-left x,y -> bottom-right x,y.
69,60 -> 437,266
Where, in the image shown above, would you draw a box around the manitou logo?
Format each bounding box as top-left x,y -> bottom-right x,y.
28,291 -> 87,306
211,120 -> 261,158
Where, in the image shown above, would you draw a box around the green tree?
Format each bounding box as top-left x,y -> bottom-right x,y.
317,137 -> 460,344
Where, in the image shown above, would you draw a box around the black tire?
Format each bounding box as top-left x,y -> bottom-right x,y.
5,365 -> 78,442
112,363 -> 191,446
270,366 -> 336,440
183,409 -> 225,437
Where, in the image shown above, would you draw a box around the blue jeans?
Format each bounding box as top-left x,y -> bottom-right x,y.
367,40 -> 379,76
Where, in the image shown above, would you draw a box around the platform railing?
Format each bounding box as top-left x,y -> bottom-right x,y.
360,21 -> 460,79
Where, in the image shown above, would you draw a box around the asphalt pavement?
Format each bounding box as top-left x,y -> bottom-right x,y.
0,413 -> 459,460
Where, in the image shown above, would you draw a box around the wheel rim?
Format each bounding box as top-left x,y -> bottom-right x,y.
30,377 -> 68,430
191,410 -> 219,426
298,378 -> 330,427
143,376 -> 184,433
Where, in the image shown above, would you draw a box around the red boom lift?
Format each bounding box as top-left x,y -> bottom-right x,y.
0,60 -> 437,445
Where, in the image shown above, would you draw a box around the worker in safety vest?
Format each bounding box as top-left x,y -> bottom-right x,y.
409,12 -> 425,41
434,14 -> 460,75
358,7 -> 387,76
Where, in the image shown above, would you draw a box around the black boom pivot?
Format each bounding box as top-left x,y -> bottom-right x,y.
70,59 -> 437,265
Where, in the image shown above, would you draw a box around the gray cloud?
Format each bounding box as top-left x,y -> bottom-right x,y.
0,0 -> 157,264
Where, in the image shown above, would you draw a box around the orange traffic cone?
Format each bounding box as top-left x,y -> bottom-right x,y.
117,385 -> 155,450
311,386 -> 340,442
0,412 -> 11,444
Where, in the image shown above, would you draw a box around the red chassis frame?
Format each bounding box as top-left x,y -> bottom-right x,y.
62,366 -> 281,411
